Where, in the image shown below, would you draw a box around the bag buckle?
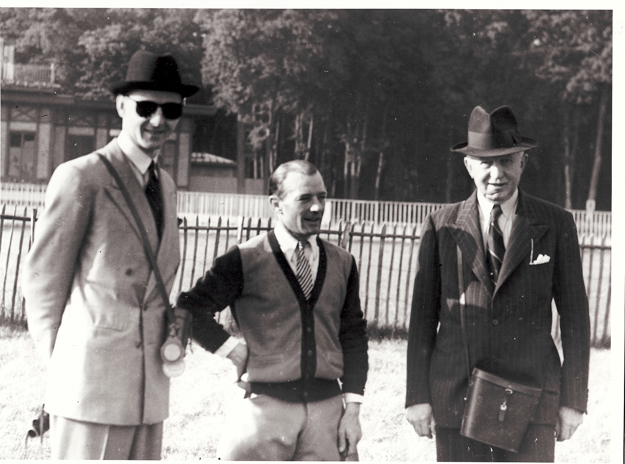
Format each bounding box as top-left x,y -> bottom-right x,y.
498,388 -> 514,422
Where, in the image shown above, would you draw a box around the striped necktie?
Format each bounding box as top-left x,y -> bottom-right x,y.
487,204 -> 505,287
296,241 -> 314,299
145,161 -> 163,240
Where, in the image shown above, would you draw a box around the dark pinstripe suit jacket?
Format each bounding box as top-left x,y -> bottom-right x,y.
406,190 -> 590,428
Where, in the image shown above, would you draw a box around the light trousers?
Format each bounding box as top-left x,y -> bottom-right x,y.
217,393 -> 345,461
50,415 -> 163,460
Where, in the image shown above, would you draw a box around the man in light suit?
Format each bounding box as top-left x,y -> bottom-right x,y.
405,106 -> 590,462
176,160 -> 369,460
22,50 -> 198,459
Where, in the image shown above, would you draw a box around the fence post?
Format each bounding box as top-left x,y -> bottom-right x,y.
236,217 -> 244,244
175,216 -> 189,296
592,234 -> 607,345
403,223 -> 419,331
374,224 -> 387,326
340,222 -> 352,250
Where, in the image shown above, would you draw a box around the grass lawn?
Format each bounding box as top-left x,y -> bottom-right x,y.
0,327 -> 614,461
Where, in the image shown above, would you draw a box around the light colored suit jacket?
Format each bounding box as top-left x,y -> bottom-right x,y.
23,139 -> 180,426
406,190 -> 590,428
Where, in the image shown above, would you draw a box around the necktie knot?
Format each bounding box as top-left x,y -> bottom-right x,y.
491,204 -> 503,222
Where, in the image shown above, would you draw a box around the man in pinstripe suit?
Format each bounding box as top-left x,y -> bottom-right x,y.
405,106 -> 590,461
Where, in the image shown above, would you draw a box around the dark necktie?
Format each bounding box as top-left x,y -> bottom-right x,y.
145,161 -> 163,240
296,241 -> 314,299
487,204 -> 505,287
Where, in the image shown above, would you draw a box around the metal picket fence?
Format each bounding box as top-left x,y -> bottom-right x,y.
1,205 -> 611,346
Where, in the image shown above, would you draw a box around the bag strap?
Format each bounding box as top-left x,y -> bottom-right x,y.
457,245 -> 472,381
97,153 -> 175,324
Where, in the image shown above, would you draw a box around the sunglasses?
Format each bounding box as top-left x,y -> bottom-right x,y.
126,97 -> 183,120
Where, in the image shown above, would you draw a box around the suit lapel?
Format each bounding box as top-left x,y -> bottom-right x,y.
495,191 -> 548,293
144,167 -> 180,305
450,192 -> 492,292
100,140 -> 160,252
99,140 -> 178,306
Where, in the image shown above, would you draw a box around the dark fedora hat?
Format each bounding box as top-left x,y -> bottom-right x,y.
451,106 -> 537,157
110,50 -> 199,98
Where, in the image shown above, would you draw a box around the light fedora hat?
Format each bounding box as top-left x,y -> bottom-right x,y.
451,105 -> 537,157
110,50 -> 199,98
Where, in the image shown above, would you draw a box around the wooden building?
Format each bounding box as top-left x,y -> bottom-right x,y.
1,40 -> 264,195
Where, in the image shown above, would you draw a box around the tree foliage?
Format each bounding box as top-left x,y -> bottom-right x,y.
0,8 -> 612,209
0,8 -> 204,100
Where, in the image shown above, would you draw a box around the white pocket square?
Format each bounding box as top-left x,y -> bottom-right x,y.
530,254 -> 550,265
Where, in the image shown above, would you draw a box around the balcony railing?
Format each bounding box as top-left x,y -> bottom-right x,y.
1,62 -> 57,87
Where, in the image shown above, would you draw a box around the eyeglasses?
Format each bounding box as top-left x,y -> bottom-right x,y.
126,97 -> 183,120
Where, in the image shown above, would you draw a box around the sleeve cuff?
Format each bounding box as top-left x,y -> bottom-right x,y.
214,336 -> 240,358
344,393 -> 364,404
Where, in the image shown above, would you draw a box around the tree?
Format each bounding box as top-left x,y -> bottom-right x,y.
0,8 -> 204,101
196,10 -> 435,199
195,10 -> 334,180
1,8 -> 611,209
524,10 -> 612,209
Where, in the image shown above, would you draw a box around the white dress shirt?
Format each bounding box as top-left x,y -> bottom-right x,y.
116,133 -> 159,188
272,221 -> 319,282
476,189 -> 519,249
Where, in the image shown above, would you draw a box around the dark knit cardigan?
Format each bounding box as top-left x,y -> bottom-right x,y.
177,230 -> 369,402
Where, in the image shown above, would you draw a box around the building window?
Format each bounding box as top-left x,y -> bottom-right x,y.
7,131 -> 36,181
245,154 -> 263,179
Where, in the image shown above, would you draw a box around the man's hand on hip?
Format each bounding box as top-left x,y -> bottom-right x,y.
338,402 -> 362,458
555,406 -> 583,441
406,403 -> 436,438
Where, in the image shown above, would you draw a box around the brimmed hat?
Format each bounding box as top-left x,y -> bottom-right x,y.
110,50 -> 199,98
451,106 -> 537,157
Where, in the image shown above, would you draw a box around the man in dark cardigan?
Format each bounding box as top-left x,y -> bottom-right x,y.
405,106 -> 590,462
177,160 -> 368,461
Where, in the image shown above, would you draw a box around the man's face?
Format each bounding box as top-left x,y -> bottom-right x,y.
464,152 -> 527,203
271,171 -> 327,241
116,89 -> 183,156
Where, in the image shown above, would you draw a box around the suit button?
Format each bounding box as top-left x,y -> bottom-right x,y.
307,350 -> 313,356
125,269 -> 133,276
306,327 -> 312,333
303,391 -> 309,398
492,319 -> 500,326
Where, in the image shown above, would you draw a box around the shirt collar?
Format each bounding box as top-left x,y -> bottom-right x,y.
116,132 -> 159,175
476,188 -> 519,221
273,221 -> 317,253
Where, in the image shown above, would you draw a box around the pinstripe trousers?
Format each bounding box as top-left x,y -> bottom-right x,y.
435,425 -> 555,462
